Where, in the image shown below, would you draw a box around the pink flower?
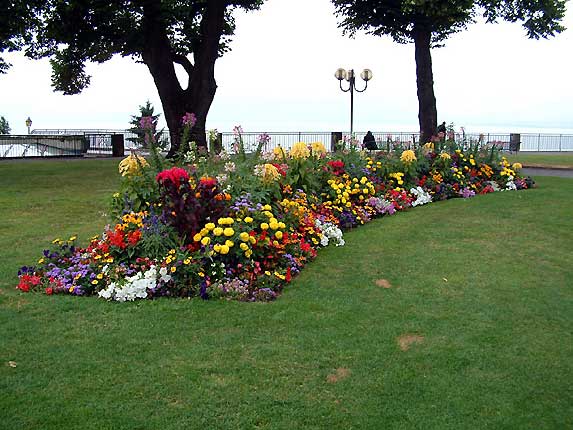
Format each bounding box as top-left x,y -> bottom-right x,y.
139,116 -> 154,130
182,112 -> 197,127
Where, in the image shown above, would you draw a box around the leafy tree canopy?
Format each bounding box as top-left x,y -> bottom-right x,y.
1,0 -> 262,94
332,0 -> 567,45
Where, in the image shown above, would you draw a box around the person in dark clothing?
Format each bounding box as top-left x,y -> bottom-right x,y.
363,131 -> 377,150
437,122 -> 446,134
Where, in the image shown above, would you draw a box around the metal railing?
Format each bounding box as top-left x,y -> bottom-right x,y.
0,135 -> 88,158
2,129 -> 572,158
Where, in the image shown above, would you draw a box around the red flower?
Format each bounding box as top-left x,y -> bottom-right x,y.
17,281 -> 30,292
127,230 -> 142,246
17,274 -> 41,292
107,230 -> 126,249
285,267 -> 292,282
45,287 -> 54,295
156,167 -> 190,185
327,160 -> 345,175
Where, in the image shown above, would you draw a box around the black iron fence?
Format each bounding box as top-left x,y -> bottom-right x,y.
2,129 -> 572,158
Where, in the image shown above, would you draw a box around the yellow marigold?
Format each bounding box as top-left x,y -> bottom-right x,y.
440,152 -> 451,160
512,162 -> 523,170
310,142 -> 327,156
118,154 -> 148,176
400,149 -> 417,163
262,163 -> 281,183
423,142 -> 434,151
289,142 -> 310,159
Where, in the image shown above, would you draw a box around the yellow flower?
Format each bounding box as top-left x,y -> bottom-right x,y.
91,280 -> 98,285
183,259 -> 191,265
225,240 -> 234,248
38,258 -> 45,264
223,227 -> 234,237
96,273 -> 103,280
171,266 -> 177,273
289,141 -> 310,159
262,204 -> 272,211
205,223 -> 216,231
118,154 -> 148,176
260,222 -> 269,230
213,244 -> 222,253
440,152 -> 451,160
240,243 -> 249,251
423,142 -> 434,151
244,217 -> 253,223
400,149 -> 417,163
239,232 -> 250,242
273,146 -> 286,159
512,162 -> 523,170
193,233 -> 203,242
219,245 -> 229,255
213,227 -> 224,236
278,222 -> 286,229
260,163 -> 281,183
201,237 -> 211,246
269,221 -> 279,230
69,236 -> 77,241
249,236 -> 257,245
310,141 -> 326,156
275,231 -> 283,240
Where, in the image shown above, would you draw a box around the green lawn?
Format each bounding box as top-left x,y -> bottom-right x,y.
507,152 -> 573,168
1,159 -> 573,429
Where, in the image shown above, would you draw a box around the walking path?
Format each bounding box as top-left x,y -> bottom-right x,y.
522,167 -> 573,178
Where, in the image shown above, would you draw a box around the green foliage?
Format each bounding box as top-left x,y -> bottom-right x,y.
0,116 -> 10,134
331,0 -> 566,45
138,209 -> 181,261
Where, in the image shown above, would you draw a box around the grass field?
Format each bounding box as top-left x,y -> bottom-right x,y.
1,159 -> 572,429
506,152 -> 573,168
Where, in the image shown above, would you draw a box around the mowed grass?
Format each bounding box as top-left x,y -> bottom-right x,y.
506,152 -> 573,168
1,159 -> 573,429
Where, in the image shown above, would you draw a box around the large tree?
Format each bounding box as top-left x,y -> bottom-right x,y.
332,0 -> 567,144
1,0 -> 263,156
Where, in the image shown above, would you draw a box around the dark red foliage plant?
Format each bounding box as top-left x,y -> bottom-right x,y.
157,168 -> 229,243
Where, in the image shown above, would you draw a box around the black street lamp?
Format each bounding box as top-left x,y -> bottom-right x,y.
334,68 -> 372,138
25,117 -> 32,134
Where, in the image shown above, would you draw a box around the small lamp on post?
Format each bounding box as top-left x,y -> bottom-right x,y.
25,117 -> 32,134
335,68 -> 372,138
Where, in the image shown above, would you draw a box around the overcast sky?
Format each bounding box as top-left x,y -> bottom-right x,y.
1,0 -> 572,135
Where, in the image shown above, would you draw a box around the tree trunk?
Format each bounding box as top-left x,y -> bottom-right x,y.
141,0 -> 225,158
413,26 -> 437,145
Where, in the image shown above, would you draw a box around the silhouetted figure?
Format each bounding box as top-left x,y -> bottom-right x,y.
363,131 -> 377,150
437,122 -> 446,135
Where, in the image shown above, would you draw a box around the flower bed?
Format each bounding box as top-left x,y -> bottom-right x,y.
16,120 -> 534,302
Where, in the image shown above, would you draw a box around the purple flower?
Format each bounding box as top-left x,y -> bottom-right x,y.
182,112 -> 197,127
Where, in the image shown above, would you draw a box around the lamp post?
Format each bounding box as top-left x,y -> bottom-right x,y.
25,117 -> 32,134
334,68 -> 372,138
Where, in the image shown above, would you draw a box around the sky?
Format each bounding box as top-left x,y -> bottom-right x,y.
1,0 -> 572,135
